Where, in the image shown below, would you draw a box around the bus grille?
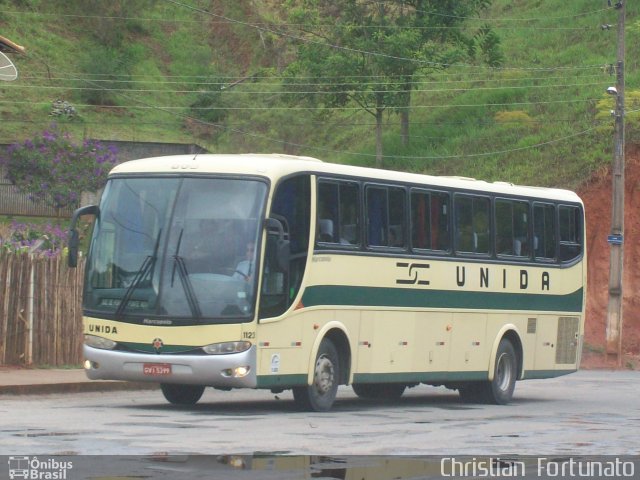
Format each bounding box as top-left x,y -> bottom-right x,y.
556,316 -> 580,364
527,318 -> 537,334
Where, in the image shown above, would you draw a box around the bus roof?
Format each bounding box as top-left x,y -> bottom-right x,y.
109,153 -> 581,203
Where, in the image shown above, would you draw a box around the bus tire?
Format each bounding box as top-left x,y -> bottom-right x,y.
293,338 -> 340,412
459,338 -> 517,405
489,338 -> 518,404
160,383 -> 205,405
352,383 -> 406,400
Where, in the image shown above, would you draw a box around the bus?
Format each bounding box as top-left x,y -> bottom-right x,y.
68,153 -> 586,411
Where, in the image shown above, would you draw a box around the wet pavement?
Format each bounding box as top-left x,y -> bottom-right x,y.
1,369 -> 639,479
1,370 -> 639,456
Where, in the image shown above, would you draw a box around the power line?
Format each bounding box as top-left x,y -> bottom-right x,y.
18,72 -> 610,87
14,24 -> 614,164
0,97 -> 602,111
7,63 -> 605,162
19,66 -> 610,81
0,116 -> 599,127
409,2 -> 614,22
391,126 -> 602,160
2,80 -> 609,96
0,7 -> 610,29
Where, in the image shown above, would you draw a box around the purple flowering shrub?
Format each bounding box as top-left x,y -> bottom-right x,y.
0,221 -> 69,257
0,124 -> 118,209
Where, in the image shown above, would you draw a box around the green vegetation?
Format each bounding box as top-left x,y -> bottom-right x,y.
0,0 -> 638,189
2,125 -> 117,209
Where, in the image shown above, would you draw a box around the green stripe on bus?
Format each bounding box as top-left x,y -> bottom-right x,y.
353,371 -> 487,384
256,374 -> 307,388
302,285 -> 583,312
522,369 -> 577,379
118,342 -> 196,354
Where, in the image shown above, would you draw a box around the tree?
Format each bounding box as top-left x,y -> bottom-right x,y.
284,0 -> 503,166
0,125 -> 118,210
394,1 -> 503,147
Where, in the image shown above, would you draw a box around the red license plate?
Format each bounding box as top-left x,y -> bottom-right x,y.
143,363 -> 172,376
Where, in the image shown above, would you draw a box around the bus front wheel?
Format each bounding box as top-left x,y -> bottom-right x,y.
293,338 -> 340,412
160,383 -> 205,405
459,338 -> 517,405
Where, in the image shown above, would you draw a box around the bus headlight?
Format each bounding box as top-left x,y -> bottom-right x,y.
84,334 -> 117,350
202,341 -> 251,355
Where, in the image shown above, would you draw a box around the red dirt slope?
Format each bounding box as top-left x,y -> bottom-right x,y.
579,144 -> 640,368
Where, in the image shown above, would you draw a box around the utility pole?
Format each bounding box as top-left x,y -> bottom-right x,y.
605,1 -> 625,367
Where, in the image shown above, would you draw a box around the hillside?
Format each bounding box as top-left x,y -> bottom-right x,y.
0,1 -> 638,188
1,1 -> 639,363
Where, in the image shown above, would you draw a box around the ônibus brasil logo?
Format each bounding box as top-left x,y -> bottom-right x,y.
8,456 -> 73,480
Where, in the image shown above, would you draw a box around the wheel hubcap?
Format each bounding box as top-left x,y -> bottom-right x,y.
314,355 -> 334,395
496,353 -> 513,392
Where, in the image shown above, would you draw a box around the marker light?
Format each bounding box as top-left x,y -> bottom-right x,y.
84,334 -> 117,350
202,341 -> 251,355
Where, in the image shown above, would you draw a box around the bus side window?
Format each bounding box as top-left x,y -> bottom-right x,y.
318,182 -> 338,243
533,203 -> 557,261
261,175 -> 311,319
339,182 -> 360,245
559,205 -> 583,262
388,187 -> 406,248
455,195 -> 490,255
411,189 -> 450,252
366,185 -> 406,249
317,180 -> 360,246
367,186 -> 388,247
495,199 -> 530,258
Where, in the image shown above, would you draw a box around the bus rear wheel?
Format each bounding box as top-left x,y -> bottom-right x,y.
293,338 -> 340,412
160,383 -> 205,405
352,383 -> 406,400
459,338 -> 517,405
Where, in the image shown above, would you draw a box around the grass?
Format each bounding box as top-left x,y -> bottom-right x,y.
0,0 -> 638,190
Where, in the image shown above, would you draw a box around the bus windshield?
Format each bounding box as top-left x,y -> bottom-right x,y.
84,176 -> 268,323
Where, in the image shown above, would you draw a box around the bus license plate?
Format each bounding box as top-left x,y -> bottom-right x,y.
143,363 -> 172,376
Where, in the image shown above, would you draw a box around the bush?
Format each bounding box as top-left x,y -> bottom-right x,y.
77,44 -> 144,106
0,124 -> 118,209
0,221 -> 68,257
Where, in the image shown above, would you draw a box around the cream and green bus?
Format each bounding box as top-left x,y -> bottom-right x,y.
69,153 -> 585,411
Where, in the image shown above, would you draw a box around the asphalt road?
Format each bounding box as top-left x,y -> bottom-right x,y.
1,370 -> 638,457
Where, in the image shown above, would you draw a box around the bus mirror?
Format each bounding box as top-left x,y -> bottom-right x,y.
264,217 -> 290,272
276,238 -> 290,272
68,205 -> 99,268
264,217 -> 285,238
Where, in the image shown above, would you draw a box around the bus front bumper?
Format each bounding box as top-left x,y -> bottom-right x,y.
83,344 -> 257,388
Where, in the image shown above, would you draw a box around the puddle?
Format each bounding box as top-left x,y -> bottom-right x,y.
13,431 -> 75,438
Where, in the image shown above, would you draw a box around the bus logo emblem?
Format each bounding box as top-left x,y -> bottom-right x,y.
152,338 -> 164,353
396,262 -> 430,286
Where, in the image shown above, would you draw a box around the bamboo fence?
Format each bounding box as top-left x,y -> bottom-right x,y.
0,252 -> 85,366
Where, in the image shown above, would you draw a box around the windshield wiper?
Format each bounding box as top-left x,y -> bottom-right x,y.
171,229 -> 202,319
115,229 -> 162,318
